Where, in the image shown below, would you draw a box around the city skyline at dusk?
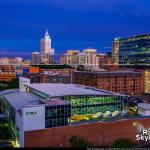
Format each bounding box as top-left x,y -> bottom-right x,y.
0,1 -> 150,148
0,0 -> 150,58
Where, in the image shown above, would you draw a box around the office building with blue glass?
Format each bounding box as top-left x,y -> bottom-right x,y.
112,34 -> 150,66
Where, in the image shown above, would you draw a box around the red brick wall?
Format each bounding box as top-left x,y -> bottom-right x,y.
24,118 -> 150,147
73,72 -> 144,95
0,65 -> 15,72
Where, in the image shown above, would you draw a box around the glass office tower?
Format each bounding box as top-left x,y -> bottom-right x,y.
112,34 -> 150,65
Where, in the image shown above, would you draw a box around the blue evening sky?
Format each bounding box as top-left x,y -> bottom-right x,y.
0,0 -> 150,59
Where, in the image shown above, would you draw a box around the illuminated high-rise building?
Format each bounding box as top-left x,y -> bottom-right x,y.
40,29 -> 54,55
112,34 -> 150,66
31,29 -> 55,64
40,29 -> 54,64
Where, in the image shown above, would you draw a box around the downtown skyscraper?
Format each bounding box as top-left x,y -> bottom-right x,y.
40,29 -> 54,55
32,29 -> 55,64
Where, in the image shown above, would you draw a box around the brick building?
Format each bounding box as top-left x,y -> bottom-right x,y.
24,118 -> 150,147
40,73 -> 71,83
23,65 -> 74,84
0,65 -> 15,73
73,70 -> 144,95
40,68 -> 73,76
1,79 -> 150,147
0,73 -> 16,81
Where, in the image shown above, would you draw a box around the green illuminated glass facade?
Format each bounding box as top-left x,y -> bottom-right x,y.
61,95 -> 126,115
113,34 -> 150,65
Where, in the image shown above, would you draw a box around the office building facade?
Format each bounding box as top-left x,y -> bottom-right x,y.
0,77 -> 128,147
40,29 -> 54,55
112,34 -> 150,66
40,29 -> 54,64
60,49 -> 99,69
31,52 -> 40,65
0,73 -> 16,81
31,29 -> 55,65
73,70 -> 144,95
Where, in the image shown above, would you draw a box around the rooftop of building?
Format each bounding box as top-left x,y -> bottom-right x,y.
32,52 -> 40,54
40,72 -> 71,76
40,98 -> 69,106
115,33 -> 150,42
0,89 -> 41,111
31,64 -> 74,69
74,70 -> 142,75
25,83 -> 124,98
138,103 -> 150,110
0,83 -> 125,111
132,94 -> 150,102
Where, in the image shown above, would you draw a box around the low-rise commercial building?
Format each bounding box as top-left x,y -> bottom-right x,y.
0,73 -> 16,82
24,73 -> 71,84
0,57 -> 24,65
0,77 -> 128,147
1,77 -> 150,147
0,58 -> 9,65
40,73 -> 71,83
40,68 -> 73,76
0,65 -> 15,73
31,65 -> 74,76
73,70 -> 144,95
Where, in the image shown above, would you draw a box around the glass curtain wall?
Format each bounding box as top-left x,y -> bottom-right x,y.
61,95 -> 125,115
45,104 -> 71,128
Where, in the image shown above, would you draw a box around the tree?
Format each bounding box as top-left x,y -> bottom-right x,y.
0,78 -> 19,91
76,65 -> 85,71
69,135 -> 93,148
112,138 -> 135,148
0,125 -> 12,140
7,78 -> 19,89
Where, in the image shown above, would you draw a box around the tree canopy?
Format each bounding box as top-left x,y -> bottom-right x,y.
0,78 -> 19,91
69,135 -> 93,148
76,65 -> 85,71
112,138 -> 135,148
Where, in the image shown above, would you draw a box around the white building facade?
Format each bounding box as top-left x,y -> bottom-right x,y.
40,29 -> 54,55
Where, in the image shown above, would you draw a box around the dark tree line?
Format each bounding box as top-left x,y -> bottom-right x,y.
0,78 -> 19,91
